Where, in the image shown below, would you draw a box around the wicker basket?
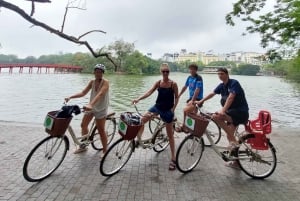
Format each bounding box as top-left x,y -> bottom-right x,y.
118,112 -> 142,140
44,111 -> 72,137
185,113 -> 209,137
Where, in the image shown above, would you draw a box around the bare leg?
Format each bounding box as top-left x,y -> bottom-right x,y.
212,114 -> 237,144
95,117 -> 108,153
136,112 -> 154,140
166,122 -> 176,161
180,102 -> 195,130
81,113 -> 94,136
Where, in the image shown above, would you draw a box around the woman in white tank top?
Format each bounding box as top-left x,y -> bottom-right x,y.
65,64 -> 109,156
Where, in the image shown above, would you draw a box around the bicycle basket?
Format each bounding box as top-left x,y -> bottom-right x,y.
118,112 -> 142,140
44,111 -> 72,137
185,113 -> 209,137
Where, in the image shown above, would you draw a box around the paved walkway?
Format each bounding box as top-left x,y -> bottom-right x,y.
0,121 -> 300,201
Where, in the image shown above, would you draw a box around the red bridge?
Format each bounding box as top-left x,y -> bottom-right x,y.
0,63 -> 83,74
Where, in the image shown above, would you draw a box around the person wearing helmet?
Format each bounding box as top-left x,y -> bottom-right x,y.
65,64 -> 109,156
176,63 -> 203,132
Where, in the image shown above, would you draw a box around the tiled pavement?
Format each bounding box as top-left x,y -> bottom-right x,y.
0,121 -> 299,201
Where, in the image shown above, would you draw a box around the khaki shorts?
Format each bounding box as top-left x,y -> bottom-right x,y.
86,109 -> 107,120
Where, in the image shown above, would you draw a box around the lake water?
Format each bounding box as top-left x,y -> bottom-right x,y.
0,72 -> 300,129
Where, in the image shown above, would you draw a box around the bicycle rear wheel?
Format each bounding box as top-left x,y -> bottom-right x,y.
152,124 -> 169,152
91,117 -> 116,150
100,138 -> 134,176
203,120 -> 221,146
176,135 -> 204,173
237,141 -> 277,179
23,136 -> 68,182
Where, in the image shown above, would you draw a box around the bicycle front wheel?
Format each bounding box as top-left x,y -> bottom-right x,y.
152,125 -> 169,152
100,138 -> 134,177
23,136 -> 68,182
237,141 -> 277,179
148,117 -> 161,134
176,135 -> 204,173
91,117 -> 116,151
203,120 -> 221,146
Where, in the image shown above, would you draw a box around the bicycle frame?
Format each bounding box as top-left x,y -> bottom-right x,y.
66,119 -> 96,146
132,104 -> 168,149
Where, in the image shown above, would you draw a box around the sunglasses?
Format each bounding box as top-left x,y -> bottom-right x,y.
161,70 -> 169,74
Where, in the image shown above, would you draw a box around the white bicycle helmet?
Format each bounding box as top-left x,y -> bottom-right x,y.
94,64 -> 106,73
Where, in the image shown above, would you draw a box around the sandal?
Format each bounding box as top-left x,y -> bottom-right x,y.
225,161 -> 240,170
169,160 -> 176,171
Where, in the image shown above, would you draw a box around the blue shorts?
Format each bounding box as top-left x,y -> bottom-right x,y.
148,105 -> 174,123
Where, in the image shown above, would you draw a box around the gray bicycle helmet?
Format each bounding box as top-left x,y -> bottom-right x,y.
94,64 -> 106,73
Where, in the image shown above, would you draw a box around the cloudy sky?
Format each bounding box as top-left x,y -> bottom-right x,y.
0,0 -> 269,59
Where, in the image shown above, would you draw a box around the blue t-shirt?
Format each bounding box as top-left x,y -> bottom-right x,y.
185,74 -> 203,100
214,79 -> 248,111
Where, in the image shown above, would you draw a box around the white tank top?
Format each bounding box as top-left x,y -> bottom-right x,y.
90,79 -> 109,112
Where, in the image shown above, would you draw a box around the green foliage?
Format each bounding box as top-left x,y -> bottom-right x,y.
226,0 -> 300,49
108,39 -> 135,72
207,61 -> 237,68
231,64 -> 261,76
287,55 -> 300,81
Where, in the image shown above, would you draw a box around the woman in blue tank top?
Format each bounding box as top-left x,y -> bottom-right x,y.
133,63 -> 179,170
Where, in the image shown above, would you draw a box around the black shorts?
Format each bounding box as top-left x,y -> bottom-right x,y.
226,109 -> 249,126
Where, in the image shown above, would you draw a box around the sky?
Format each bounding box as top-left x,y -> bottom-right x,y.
0,0 -> 269,59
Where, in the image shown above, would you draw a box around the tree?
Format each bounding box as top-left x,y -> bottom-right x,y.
108,39 -> 135,72
226,0 -> 300,50
0,0 -> 117,67
207,61 -> 237,68
231,64 -> 261,76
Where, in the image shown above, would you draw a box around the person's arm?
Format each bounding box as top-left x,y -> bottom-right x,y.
172,82 -> 179,111
179,77 -> 190,98
132,81 -> 159,104
220,93 -> 235,114
178,85 -> 187,98
191,88 -> 200,102
86,79 -> 109,109
195,92 -> 215,105
65,80 -> 93,102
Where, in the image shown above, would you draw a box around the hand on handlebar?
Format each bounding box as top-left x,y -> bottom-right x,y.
83,104 -> 92,112
64,97 -> 71,103
132,99 -> 139,105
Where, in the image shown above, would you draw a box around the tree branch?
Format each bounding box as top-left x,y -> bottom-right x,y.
78,30 -> 106,40
0,0 -> 117,67
61,0 -> 86,32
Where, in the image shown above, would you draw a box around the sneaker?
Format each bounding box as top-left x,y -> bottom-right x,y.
225,161 -> 240,170
74,147 -> 88,154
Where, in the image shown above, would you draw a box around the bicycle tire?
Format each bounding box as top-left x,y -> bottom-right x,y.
176,135 -> 204,173
203,120 -> 221,147
100,138 -> 134,177
91,117 -> 116,150
152,124 -> 170,152
148,117 -> 161,134
23,136 -> 68,182
237,140 -> 277,179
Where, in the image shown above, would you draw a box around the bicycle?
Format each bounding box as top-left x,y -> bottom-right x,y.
148,107 -> 222,147
23,105 -> 117,182
176,105 -> 277,179
99,104 -> 170,177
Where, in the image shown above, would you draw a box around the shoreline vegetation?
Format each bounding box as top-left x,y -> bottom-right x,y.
1,49 -> 299,83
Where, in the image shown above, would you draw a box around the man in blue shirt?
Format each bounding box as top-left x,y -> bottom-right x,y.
176,64 -> 203,132
196,67 -> 249,168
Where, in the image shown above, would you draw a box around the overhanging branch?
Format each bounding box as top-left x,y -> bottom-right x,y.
0,0 -> 117,67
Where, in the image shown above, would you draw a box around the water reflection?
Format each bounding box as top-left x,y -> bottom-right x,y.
0,73 -> 299,129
